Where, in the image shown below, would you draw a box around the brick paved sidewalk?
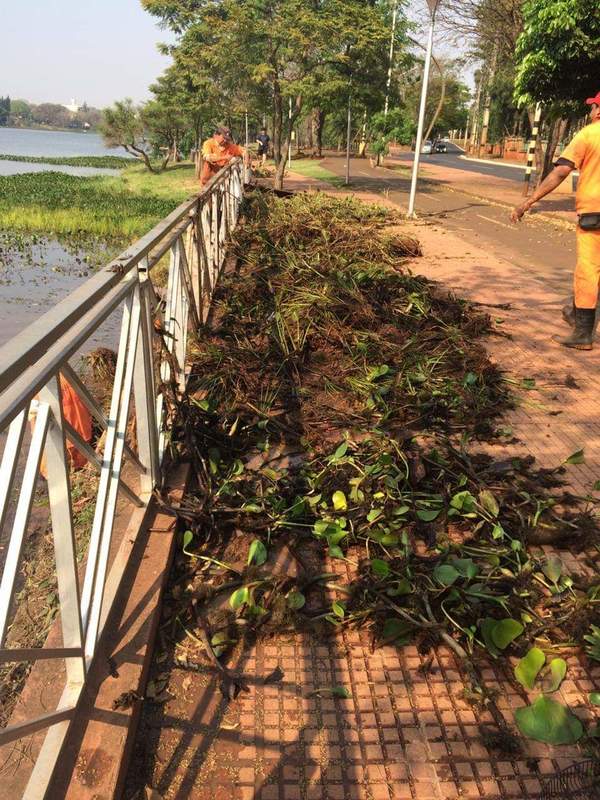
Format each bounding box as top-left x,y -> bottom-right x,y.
126,176 -> 600,800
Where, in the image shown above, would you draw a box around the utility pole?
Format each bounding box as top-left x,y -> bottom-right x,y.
407,0 -> 440,217
469,77 -> 482,153
245,110 -> 249,149
345,94 -> 352,185
384,1 -> 398,118
288,97 -> 292,169
523,102 -> 542,196
477,44 -> 498,158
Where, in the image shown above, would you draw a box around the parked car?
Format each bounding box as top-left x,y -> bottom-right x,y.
421,140 -> 433,154
433,141 -> 448,153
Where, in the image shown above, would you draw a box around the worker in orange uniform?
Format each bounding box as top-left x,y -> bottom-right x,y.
200,125 -> 247,186
511,92 -> 600,350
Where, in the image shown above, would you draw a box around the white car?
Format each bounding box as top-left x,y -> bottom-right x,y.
421,140 -> 433,154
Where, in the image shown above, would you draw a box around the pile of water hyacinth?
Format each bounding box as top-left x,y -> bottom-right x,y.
159,189 -> 600,746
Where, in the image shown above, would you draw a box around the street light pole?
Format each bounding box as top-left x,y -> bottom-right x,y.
407,0 -> 439,217
384,1 -> 398,118
288,97 -> 292,169
345,94 -> 352,185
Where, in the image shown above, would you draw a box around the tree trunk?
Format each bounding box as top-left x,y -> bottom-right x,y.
125,144 -> 158,173
274,96 -> 302,190
312,109 -> 325,158
272,86 -> 283,167
538,117 -> 565,183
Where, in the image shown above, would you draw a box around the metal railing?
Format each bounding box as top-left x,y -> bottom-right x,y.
0,159 -> 246,797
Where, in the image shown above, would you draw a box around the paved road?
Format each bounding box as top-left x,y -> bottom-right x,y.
394,142 -> 532,183
321,155 -> 575,300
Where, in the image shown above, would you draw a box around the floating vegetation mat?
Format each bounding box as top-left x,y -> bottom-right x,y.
161,189 -> 600,745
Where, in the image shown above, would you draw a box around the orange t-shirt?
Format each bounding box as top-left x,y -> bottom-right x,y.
201,137 -> 244,167
558,120 -> 600,214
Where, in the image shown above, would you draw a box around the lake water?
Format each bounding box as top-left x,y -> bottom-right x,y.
0,128 -> 131,176
0,128 -> 130,346
0,128 -> 126,158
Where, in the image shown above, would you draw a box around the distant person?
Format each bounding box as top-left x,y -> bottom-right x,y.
200,125 -> 246,186
510,91 -> 600,350
256,128 -> 270,165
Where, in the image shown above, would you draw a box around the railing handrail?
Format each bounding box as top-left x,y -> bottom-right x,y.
0,159 -> 242,399
0,157 -> 246,799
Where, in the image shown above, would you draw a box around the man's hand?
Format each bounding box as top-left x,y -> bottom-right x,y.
510,201 -> 530,223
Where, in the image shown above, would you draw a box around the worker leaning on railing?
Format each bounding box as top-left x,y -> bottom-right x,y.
200,125 -> 249,186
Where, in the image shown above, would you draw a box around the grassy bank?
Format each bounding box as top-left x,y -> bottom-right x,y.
0,162 -> 200,239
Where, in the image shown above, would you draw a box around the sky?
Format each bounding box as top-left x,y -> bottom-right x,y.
1,0 -> 175,108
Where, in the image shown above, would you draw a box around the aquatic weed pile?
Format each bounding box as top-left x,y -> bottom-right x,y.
166,190 -> 599,743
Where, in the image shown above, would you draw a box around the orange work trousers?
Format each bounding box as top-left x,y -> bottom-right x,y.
574,225 -> 600,309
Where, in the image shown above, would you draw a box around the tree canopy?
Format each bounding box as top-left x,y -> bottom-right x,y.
514,0 -> 600,109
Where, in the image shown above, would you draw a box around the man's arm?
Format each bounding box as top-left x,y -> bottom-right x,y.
510,164 -> 573,223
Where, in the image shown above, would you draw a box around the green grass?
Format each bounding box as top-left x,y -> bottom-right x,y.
288,159 -> 343,186
0,162 -> 199,239
0,154 -> 133,169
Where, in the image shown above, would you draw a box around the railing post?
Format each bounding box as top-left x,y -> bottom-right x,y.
38,376 -> 86,685
133,261 -> 160,495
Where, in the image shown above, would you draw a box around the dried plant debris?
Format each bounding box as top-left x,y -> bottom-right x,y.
156,190 -> 599,735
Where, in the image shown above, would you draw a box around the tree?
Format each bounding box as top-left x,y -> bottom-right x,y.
514,0 -> 600,109
31,103 -> 71,128
514,0 -> 600,179
9,99 -> 32,124
143,0 -> 411,189
100,99 -> 158,172
0,97 -> 11,126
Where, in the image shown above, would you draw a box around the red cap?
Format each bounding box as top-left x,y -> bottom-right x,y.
585,92 -> 600,106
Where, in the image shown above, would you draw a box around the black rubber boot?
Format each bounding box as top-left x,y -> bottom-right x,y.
553,307 -> 595,350
562,302 -> 575,327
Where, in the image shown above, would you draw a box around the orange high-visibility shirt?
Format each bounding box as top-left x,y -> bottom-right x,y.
201,137 -> 244,168
559,120 -> 600,214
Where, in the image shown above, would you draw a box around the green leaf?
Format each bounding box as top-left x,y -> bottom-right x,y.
330,441 -> 348,462
247,539 -> 267,566
479,489 -> 499,517
182,530 -> 194,552
211,631 -> 232,658
328,545 -> 345,559
386,577 -> 412,596
242,503 -> 262,513
542,554 -> 563,584
491,523 -> 505,540
450,490 -> 477,513
481,618 -> 501,656
589,692 -> 600,706
230,586 -> 249,610
491,618 -> 524,650
515,695 -> 583,744
451,558 -> 478,579
332,601 -> 346,618
287,590 -> 305,610
416,508 -> 441,522
514,647 -> 545,690
382,617 -> 413,642
433,564 -> 459,587
371,558 -> 390,578
367,508 -> 384,523
544,658 -> 567,693
593,480 -> 600,492
564,449 -> 585,465
332,491 -> 347,511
